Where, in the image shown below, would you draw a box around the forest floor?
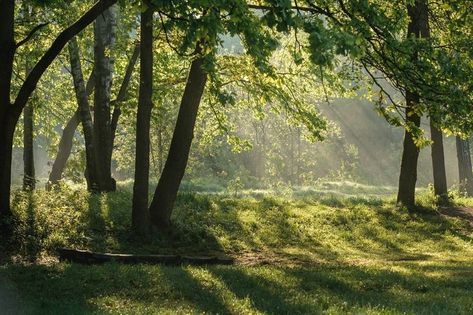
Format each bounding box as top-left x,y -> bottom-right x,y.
1,181 -> 473,314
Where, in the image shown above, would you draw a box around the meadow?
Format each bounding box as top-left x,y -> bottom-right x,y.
1,181 -> 473,314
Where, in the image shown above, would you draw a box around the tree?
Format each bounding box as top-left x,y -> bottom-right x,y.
430,120 -> 448,200
93,4 -> 118,192
456,136 -> 473,196
0,0 -> 118,224
46,69 -> 95,189
149,52 -> 208,229
68,37 -> 99,191
47,41 -> 139,189
132,7 -> 153,234
396,0 -> 429,207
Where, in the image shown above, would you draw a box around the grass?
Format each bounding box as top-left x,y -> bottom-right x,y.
1,181 -> 473,314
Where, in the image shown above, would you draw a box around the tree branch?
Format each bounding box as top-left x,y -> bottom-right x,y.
15,22 -> 49,48
13,0 -> 118,116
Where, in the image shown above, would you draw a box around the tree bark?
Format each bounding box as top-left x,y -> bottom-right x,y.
396,0 -> 425,208
47,69 -> 95,189
111,42 -> 140,147
22,101 -> 35,190
47,110 -> 80,188
132,8 -> 153,235
22,4 -> 35,191
93,5 -> 117,192
0,110 -> 17,222
456,136 -> 473,196
69,37 -> 99,191
48,40 -> 138,189
430,121 -> 448,199
397,94 -> 421,207
149,55 -> 208,229
0,0 -> 16,224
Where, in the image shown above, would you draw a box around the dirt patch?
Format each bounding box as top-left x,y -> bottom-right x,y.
439,206 -> 473,222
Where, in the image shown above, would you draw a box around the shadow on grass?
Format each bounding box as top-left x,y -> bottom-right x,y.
6,187 -> 473,266
3,261 -> 473,314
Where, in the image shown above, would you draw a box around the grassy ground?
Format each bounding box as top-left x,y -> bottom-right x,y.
1,181 -> 473,314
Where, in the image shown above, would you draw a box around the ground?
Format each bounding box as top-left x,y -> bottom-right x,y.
1,181 -> 473,314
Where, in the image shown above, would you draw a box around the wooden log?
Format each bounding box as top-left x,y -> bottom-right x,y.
57,248 -> 234,265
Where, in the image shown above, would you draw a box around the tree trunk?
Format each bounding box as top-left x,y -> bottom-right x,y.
456,136 -> 473,196
430,121 -> 448,199
69,37 -> 99,191
0,110 -> 17,222
47,110 -> 80,188
93,5 -> 117,192
22,101 -> 35,190
397,92 -> 421,207
22,4 -> 35,191
111,42 -> 140,147
0,0 -> 16,225
132,8 -> 153,235
149,56 -> 208,229
47,68 -> 94,189
157,123 -> 164,174
397,0 -> 426,208
48,41 -> 138,189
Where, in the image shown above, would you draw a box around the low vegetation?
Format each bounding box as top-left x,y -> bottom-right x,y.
1,182 -> 473,314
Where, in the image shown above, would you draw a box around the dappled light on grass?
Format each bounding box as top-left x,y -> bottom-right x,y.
3,181 -> 473,313
7,182 -> 473,265
2,261 -> 473,314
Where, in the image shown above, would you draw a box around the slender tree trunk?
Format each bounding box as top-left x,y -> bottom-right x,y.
48,42 -> 138,189
22,101 -> 35,190
456,136 -> 473,196
111,42 -> 140,147
149,55 -> 208,229
69,37 -> 99,191
93,5 -> 117,191
47,69 -> 94,189
47,110 -> 80,188
157,124 -> 164,173
132,8 -> 153,235
22,5 -> 35,191
397,92 -> 421,207
430,121 -> 448,199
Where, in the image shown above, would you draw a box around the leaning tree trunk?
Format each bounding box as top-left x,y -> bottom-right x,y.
47,69 -> 94,189
149,56 -> 208,229
48,42 -> 138,189
456,136 -> 473,196
132,8 -> 153,235
93,5 -> 117,192
430,121 -> 448,199
111,42 -> 140,147
69,37 -> 99,191
47,110 -> 80,188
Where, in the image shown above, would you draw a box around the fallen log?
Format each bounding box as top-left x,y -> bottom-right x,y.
57,248 -> 234,265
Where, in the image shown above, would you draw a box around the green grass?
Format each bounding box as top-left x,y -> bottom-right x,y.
2,182 -> 473,314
